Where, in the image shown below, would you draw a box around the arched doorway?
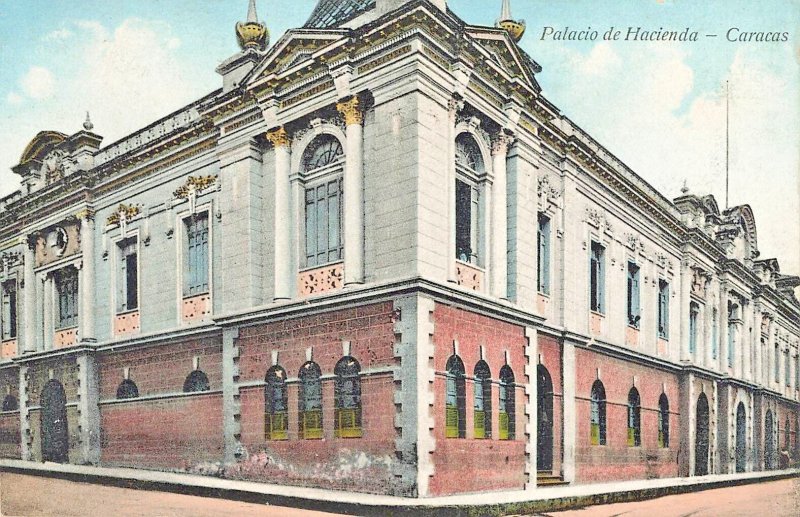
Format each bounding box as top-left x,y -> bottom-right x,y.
735,402 -> 746,473
537,364 -> 553,472
695,393 -> 710,476
765,410 -> 776,470
40,379 -> 68,463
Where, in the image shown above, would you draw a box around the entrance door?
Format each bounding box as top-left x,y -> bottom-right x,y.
695,393 -> 710,476
41,380 -> 68,463
735,402 -> 746,473
764,410 -> 775,470
537,365 -> 553,472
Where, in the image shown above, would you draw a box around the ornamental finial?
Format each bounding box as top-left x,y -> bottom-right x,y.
496,0 -> 526,43
681,179 -> 689,195
83,111 -> 94,131
236,0 -> 269,51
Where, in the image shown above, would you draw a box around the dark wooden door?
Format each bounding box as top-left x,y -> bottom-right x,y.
695,394 -> 709,476
765,410 -> 775,470
537,365 -> 553,472
41,380 -> 68,463
735,402 -> 746,473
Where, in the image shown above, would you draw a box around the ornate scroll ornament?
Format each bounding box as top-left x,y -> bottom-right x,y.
585,206 -> 613,234
537,174 -> 562,204
173,175 -> 218,199
624,233 -> 646,254
265,126 -> 290,148
43,149 -> 70,184
656,251 -> 669,269
691,267 -> 710,299
106,204 -> 142,226
336,95 -> 363,126
761,314 -> 772,335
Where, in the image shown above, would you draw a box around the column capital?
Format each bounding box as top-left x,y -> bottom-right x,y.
336,95 -> 363,126
448,93 -> 465,115
265,126 -> 290,148
491,129 -> 515,156
75,208 -> 95,222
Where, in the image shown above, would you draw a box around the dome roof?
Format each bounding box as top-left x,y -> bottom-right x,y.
304,0 -> 376,29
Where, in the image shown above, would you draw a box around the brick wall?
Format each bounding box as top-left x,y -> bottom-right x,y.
97,337 -> 223,469
575,347 -> 680,482
233,302 -> 399,494
0,412 -> 20,458
429,303 -> 527,496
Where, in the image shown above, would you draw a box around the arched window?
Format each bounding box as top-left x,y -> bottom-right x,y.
299,362 -> 323,439
183,370 -> 210,393
302,134 -> 344,172
265,366 -> 288,440
445,355 -> 466,438
334,357 -> 362,438
116,379 -> 139,399
499,365 -> 515,440
590,380 -> 606,445
473,361 -> 492,439
628,388 -> 641,447
658,393 -> 670,448
786,417 -> 791,450
454,133 -> 484,264
1,394 -> 18,412
455,133 -> 484,173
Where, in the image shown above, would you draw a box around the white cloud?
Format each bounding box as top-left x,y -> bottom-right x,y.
19,66 -> 55,100
43,28 -> 74,41
6,91 -> 23,105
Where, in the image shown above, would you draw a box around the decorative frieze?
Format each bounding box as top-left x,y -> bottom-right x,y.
298,263 -> 344,297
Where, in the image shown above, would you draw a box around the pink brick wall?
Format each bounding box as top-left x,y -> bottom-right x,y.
575,347 -> 680,482
429,303 -> 527,495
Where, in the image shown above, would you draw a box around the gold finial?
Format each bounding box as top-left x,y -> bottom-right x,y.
336,96 -> 363,126
496,0 -> 526,43
236,0 -> 269,51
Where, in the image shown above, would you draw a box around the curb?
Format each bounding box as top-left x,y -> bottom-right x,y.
1,461 -> 798,516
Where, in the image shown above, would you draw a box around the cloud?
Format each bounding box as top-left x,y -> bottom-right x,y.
19,66 -> 55,100
43,28 -> 74,41
6,91 -> 23,105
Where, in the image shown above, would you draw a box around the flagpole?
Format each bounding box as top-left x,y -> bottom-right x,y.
725,80 -> 730,210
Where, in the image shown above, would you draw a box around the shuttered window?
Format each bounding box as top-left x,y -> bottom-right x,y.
627,262 -> 641,327
305,178 -> 343,268
537,214 -> 551,294
590,242 -> 605,313
184,213 -> 209,296
55,268 -> 79,329
117,239 -> 138,313
1,281 -> 17,340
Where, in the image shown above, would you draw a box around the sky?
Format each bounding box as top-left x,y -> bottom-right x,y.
0,0 -> 798,274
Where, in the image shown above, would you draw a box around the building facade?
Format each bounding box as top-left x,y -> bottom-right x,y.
0,0 -> 798,497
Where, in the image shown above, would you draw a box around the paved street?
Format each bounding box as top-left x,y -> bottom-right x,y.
534,477 -> 800,517
0,472 -> 798,516
0,473 -> 338,517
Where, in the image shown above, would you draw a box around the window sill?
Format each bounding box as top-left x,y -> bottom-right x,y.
54,327 -> 79,349
298,262 -> 344,298
455,261 -> 484,292
182,294 -> 211,322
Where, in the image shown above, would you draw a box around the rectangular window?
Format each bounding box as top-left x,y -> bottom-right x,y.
657,279 -> 669,339
689,302 -> 699,355
627,262 -> 641,327
775,344 -> 781,382
305,178 -> 343,268
56,268 -> 79,330
184,213 -> 209,296
727,323 -> 735,368
590,242 -> 605,313
537,213 -> 551,294
117,239 -> 138,313
1,281 -> 17,340
711,309 -> 718,360
455,179 -> 479,264
785,351 -> 791,386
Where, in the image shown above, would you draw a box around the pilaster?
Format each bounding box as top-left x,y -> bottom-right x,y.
490,131 -> 512,299
78,211 -> 96,342
337,95 -> 366,286
22,241 -> 36,353
267,127 -> 293,301
76,352 -> 100,464
18,364 -> 31,460
524,326 -> 538,490
222,326 -> 241,463
561,337 -> 576,483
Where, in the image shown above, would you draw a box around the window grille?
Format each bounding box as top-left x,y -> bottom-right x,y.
445,355 -> 466,438
299,362 -> 323,439
590,380 -> 606,445
334,357 -> 362,438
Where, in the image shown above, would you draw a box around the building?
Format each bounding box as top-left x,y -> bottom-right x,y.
0,0 -> 798,498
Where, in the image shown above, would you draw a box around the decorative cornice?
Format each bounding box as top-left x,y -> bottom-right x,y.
173,175 -> 218,199
336,95 -> 363,126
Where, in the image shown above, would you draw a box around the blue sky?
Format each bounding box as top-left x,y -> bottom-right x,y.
0,0 -> 798,272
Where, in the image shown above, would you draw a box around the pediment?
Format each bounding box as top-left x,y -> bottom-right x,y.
18,131 -> 68,167
464,27 -> 542,93
245,30 -> 347,87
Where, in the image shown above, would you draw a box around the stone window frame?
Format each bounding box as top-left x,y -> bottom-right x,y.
111,232 -> 140,315
453,130 -> 490,268
589,240 -> 606,315
537,212 -> 552,296
626,260 -> 642,329
657,278 -> 670,340
1,277 -> 18,341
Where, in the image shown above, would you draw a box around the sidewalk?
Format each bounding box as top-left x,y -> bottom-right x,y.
1,459 -> 798,516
